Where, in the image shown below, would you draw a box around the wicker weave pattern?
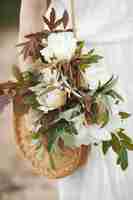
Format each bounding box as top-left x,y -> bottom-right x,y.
13,102 -> 90,179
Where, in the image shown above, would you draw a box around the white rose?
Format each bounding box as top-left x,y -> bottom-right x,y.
83,67 -> 111,90
37,89 -> 66,112
40,32 -> 77,62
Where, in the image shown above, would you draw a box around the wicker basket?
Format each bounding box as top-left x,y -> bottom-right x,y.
13,99 -> 90,179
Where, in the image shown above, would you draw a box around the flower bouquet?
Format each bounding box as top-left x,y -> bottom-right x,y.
0,8 -> 133,179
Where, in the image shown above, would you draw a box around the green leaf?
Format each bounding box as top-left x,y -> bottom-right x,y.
121,140 -> 133,151
88,55 -> 103,64
117,156 -> 121,165
102,141 -> 111,155
79,63 -> 90,70
119,146 -> 128,170
103,76 -> 118,90
75,41 -> 85,55
111,133 -> 121,154
105,90 -> 124,102
78,49 -> 103,70
23,93 -> 40,109
97,109 -> 110,128
47,119 -> 78,152
117,129 -> 132,143
22,71 -> 39,85
77,41 -> 85,49
81,55 -> 103,65
90,102 -> 98,123
32,132 -> 40,140
119,112 -> 131,119
47,119 -> 71,152
93,76 -> 123,101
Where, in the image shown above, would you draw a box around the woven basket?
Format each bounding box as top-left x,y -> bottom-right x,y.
13,99 -> 90,179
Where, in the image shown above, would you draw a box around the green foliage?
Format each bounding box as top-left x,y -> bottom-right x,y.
117,128 -> 132,143
93,76 -> 122,100
102,129 -> 133,170
102,141 -> 112,154
47,119 -> 77,152
76,41 -> 85,54
23,93 -> 40,109
79,49 -> 103,70
117,146 -> 128,170
22,70 -> 40,86
97,109 -> 110,128
111,133 -> 121,153
118,112 -> 131,119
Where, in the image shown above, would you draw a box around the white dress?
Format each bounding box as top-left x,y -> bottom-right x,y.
49,0 -> 133,199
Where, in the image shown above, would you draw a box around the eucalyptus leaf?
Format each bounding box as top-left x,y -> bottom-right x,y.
102,141 -> 111,155
119,112 -> 131,119
117,129 -> 132,143
121,140 -> 133,151
119,146 -> 128,170
103,76 -> 118,91
48,119 -> 68,152
111,133 -> 121,154
97,109 -> 110,128
117,156 -> 121,165
79,64 -> 90,70
106,90 -> 124,102
47,119 -> 74,152
22,70 -> 40,85
23,93 -> 40,109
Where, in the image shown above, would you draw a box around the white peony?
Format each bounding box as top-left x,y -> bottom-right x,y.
83,67 -> 111,90
40,32 -> 77,62
30,67 -> 66,112
30,83 -> 66,113
37,88 -> 66,113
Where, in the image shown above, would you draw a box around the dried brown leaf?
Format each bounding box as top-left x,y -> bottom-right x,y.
43,16 -> 51,30
17,33 -> 44,60
62,10 -> 69,29
50,8 -> 56,25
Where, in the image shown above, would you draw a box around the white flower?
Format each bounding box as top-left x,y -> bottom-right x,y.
83,67 -> 111,90
71,114 -> 111,146
40,68 -> 59,86
71,108 -> 127,146
37,88 -> 66,112
40,32 -> 77,62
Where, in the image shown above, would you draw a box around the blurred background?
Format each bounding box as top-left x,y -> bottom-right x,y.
0,1 -> 58,199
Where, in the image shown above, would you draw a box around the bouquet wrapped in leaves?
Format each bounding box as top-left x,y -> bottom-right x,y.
0,8 -> 133,178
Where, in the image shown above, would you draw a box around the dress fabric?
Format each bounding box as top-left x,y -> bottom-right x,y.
49,0 -> 133,199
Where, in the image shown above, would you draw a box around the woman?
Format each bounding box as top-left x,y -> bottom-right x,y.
19,0 -> 133,199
